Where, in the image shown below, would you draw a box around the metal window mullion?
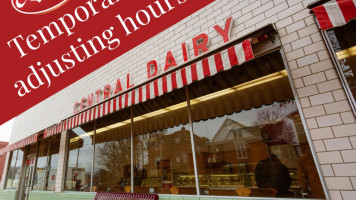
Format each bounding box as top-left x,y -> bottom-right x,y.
30,142 -> 40,191
130,106 -> 134,193
90,120 -> 96,192
62,131 -> 70,192
185,86 -> 201,196
43,141 -> 51,190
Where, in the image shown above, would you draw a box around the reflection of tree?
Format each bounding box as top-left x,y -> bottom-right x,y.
257,101 -> 298,145
95,139 -> 131,187
257,101 -> 297,125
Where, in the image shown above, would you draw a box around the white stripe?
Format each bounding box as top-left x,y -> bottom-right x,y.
176,69 -> 183,89
235,43 -> 246,65
166,75 -> 173,93
186,66 -> 193,84
150,81 -> 155,99
115,97 -> 120,111
142,85 -> 147,102
157,78 -> 163,96
196,60 -> 205,80
110,99 -> 114,113
353,0 -> 356,7
127,92 -> 132,107
221,49 -> 231,69
208,55 -> 217,76
101,103 -> 104,117
135,88 -> 140,104
324,3 -> 346,27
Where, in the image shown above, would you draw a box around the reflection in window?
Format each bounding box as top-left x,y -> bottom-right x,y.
94,138 -> 131,193
132,98 -> 196,195
327,20 -> 356,106
64,126 -> 94,192
32,136 -> 60,191
189,68 -> 325,198
6,150 -> 23,189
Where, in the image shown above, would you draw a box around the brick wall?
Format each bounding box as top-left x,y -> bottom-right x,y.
9,0 -> 356,199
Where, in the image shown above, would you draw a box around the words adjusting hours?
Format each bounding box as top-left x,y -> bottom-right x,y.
7,0 -> 189,97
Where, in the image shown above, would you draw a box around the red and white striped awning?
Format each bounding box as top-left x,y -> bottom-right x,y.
43,39 -> 254,139
0,133 -> 38,155
313,0 -> 356,30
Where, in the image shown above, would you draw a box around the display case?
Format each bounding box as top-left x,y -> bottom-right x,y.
172,173 -> 256,188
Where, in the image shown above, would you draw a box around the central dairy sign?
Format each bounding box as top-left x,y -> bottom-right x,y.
73,16 -> 233,114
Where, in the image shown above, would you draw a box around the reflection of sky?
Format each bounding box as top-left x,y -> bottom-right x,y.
68,127 -> 93,170
192,108 -> 257,140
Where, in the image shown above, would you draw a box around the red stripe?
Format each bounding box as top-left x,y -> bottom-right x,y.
313,5 -> 333,30
81,113 -> 84,124
64,120 -> 67,131
202,58 -> 211,77
139,87 -> 143,102
89,109 -> 93,121
191,64 -> 198,81
162,76 -> 168,93
337,0 -> 356,23
97,105 -> 101,118
242,39 -> 254,61
74,116 -> 77,127
84,111 -> 88,123
146,83 -> 151,100
181,68 -> 187,85
214,52 -> 224,72
59,123 -> 62,133
108,100 -> 111,114
154,80 -> 159,96
125,93 -> 129,107
93,107 -> 96,120
113,98 -> 117,111
102,103 -> 106,116
119,96 -> 123,109
54,124 -> 58,135
131,90 -> 136,105
227,46 -> 239,67
171,72 -> 177,90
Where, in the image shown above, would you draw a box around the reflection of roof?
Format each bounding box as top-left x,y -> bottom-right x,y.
211,118 -> 261,144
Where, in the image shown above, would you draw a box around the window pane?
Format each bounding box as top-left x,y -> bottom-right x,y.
6,150 -> 18,189
32,135 -> 60,191
327,20 -> 356,105
93,108 -> 132,193
12,150 -> 24,190
189,52 -> 325,199
33,141 -> 49,190
132,97 -> 196,195
65,124 -> 94,192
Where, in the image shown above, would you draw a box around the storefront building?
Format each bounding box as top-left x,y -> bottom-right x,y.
0,0 -> 355,200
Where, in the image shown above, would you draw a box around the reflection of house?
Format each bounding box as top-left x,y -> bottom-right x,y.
146,127 -> 209,182
207,118 -> 263,174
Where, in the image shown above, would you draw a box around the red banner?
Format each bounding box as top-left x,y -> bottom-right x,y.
0,0 -> 215,126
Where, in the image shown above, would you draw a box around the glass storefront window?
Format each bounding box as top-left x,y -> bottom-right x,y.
93,108 -> 132,193
32,136 -> 60,191
326,20 -> 356,110
132,89 -> 195,195
188,52 -> 326,198
64,125 -> 94,192
6,149 -> 23,189
62,50 -> 326,198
